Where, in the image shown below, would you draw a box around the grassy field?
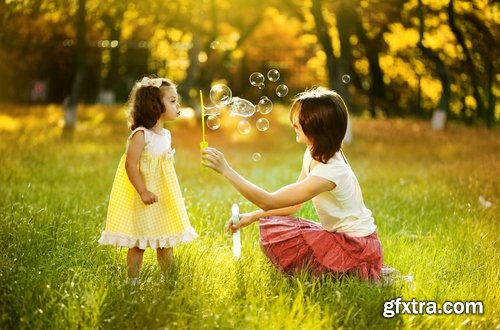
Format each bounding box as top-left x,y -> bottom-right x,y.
0,103 -> 498,329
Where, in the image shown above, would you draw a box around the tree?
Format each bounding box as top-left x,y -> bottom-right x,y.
0,0 -> 497,127
448,0 -> 484,122
354,0 -> 406,117
310,0 -> 336,90
417,0 -> 451,122
63,0 -> 86,136
447,0 -> 498,127
100,3 -> 127,101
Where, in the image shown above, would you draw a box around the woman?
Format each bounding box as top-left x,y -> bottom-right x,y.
202,87 -> 382,280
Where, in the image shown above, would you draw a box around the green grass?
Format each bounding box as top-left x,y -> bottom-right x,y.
0,104 -> 498,329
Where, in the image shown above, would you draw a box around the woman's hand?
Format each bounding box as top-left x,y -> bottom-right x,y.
225,211 -> 259,234
201,147 -> 230,175
139,190 -> 158,205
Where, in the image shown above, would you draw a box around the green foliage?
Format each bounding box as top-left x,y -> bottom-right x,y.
0,105 -> 498,329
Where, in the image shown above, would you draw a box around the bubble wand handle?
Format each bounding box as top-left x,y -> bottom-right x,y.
200,90 -> 207,145
231,203 -> 241,261
199,90 -> 208,167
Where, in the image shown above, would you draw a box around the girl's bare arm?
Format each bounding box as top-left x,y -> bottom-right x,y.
125,131 -> 158,204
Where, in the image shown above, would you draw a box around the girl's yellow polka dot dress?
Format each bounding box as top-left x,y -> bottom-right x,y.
99,127 -> 198,249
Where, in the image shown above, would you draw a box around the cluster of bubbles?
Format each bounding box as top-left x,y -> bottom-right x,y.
203,69 -> 289,161
249,70 -> 288,98
204,71 -> 352,162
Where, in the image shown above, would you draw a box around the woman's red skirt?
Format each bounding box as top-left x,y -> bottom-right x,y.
259,216 -> 383,280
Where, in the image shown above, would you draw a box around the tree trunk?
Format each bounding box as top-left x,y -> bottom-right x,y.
179,33 -> 202,107
462,11 -> 497,128
102,10 -> 124,103
63,0 -> 86,137
486,60 -> 495,128
448,0 -> 485,123
418,0 -> 451,129
355,15 -> 385,118
335,2 -> 357,106
311,0 -> 336,90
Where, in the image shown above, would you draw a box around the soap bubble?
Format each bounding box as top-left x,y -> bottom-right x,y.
230,97 -> 256,117
256,118 -> 270,132
210,84 -> 232,106
249,72 -> 265,86
237,120 -> 251,134
276,84 -> 289,97
203,105 -> 222,116
206,115 -> 221,130
267,69 -> 280,82
258,83 -> 265,90
257,96 -> 273,114
252,153 -> 262,162
342,74 -> 351,84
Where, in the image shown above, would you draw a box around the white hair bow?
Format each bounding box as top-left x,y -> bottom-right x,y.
140,77 -> 163,88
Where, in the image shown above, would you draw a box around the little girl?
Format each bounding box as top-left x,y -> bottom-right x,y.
202,87 -> 382,280
99,76 -> 198,285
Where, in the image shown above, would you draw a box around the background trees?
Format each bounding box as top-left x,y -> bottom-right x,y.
0,0 -> 497,126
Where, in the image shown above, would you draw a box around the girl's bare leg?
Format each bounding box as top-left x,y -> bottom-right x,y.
127,247 -> 145,280
157,247 -> 173,273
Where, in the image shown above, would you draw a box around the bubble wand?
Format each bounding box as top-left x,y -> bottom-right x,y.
199,90 -> 208,157
231,203 -> 241,261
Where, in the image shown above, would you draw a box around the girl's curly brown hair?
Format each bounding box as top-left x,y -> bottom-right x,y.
127,76 -> 176,130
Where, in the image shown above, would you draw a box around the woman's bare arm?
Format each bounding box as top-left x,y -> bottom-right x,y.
202,147 -> 335,211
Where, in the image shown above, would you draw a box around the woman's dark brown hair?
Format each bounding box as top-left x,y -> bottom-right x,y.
289,87 -> 348,163
128,77 -> 175,130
